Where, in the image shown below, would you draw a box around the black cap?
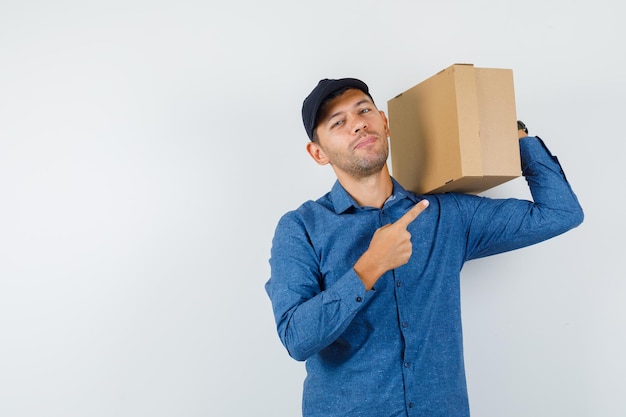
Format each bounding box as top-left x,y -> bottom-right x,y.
301,78 -> 372,140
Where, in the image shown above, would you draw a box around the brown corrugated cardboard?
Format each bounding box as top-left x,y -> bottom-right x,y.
387,63 -> 521,195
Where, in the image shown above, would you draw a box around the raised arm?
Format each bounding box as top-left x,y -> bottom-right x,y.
461,126 -> 584,260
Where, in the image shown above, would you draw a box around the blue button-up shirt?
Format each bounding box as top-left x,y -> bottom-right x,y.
265,137 -> 583,417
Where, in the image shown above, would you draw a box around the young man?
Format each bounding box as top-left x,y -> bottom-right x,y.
265,78 -> 583,417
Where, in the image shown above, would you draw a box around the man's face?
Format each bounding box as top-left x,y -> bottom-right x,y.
308,89 -> 390,179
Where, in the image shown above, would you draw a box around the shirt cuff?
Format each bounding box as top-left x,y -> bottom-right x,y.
324,268 -> 370,307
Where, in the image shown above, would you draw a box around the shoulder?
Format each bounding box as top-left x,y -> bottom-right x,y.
275,193 -> 334,231
422,191 -> 484,211
391,178 -> 482,211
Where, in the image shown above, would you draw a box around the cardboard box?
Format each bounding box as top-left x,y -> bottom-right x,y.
387,63 -> 521,195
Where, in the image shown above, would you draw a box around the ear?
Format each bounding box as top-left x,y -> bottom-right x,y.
306,141 -> 330,166
379,110 -> 390,137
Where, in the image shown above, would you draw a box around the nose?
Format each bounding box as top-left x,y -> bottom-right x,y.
353,118 -> 367,134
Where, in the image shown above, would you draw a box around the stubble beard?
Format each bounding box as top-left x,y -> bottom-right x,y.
338,139 -> 389,180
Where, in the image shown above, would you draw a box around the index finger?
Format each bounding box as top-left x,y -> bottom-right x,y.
395,199 -> 429,229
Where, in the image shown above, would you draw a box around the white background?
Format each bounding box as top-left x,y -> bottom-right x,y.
0,1 -> 623,416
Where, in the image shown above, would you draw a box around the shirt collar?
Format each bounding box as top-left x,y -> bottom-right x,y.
329,177 -> 419,214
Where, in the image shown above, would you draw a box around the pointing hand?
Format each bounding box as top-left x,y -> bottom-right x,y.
354,199 -> 429,290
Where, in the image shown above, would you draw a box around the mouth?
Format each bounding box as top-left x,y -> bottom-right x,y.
353,135 -> 378,150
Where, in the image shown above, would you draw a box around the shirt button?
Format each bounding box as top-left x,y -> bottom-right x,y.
404,362 -> 410,368
356,296 -> 363,302
396,281 -> 402,287
402,322 -> 408,328
408,402 -> 414,408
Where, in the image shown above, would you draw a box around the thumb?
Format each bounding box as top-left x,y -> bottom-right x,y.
395,199 -> 429,229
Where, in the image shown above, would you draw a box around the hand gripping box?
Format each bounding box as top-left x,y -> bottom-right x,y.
387,63 -> 521,195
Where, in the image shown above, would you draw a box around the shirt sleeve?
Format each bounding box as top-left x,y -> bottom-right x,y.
460,136 -> 584,260
265,212 -> 369,361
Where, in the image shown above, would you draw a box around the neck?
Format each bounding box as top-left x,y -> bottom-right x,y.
335,164 -> 393,209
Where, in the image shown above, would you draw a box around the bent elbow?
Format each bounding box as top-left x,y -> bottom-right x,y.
286,345 -> 311,362
564,202 -> 585,231
571,206 -> 585,229
554,205 -> 584,235
278,325 -> 315,362
282,331 -> 318,362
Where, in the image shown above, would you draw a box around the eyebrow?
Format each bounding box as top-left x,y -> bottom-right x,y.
325,99 -> 373,124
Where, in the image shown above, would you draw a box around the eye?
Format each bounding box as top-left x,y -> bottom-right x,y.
331,119 -> 344,128
359,107 -> 371,114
